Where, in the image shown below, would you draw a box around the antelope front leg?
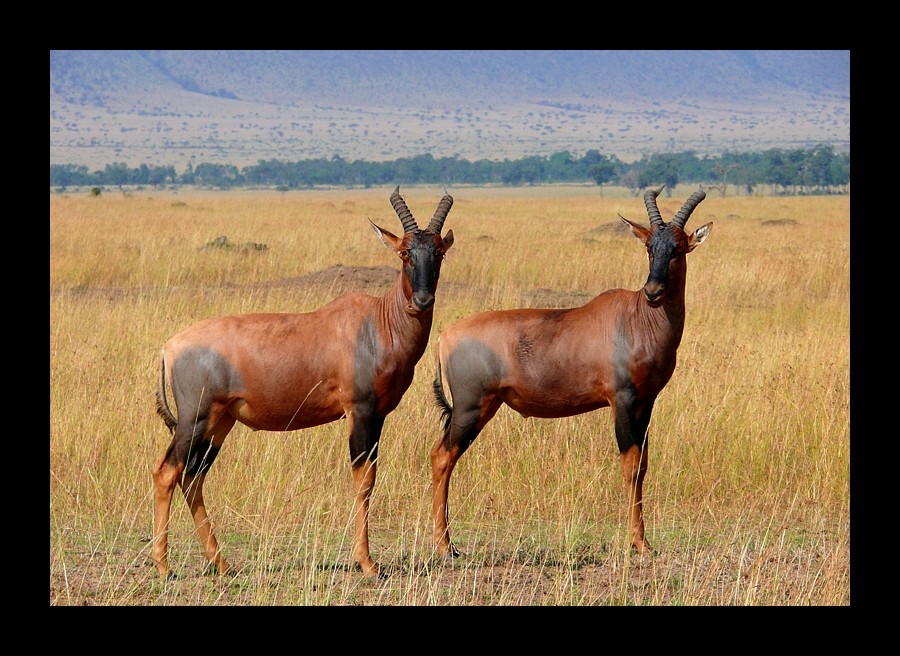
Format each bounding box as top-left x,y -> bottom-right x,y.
350,459 -> 379,576
348,409 -> 384,577
620,443 -> 652,555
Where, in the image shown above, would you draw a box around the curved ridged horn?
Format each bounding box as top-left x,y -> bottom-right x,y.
390,185 -> 419,234
643,185 -> 665,227
672,187 -> 707,229
427,187 -> 454,234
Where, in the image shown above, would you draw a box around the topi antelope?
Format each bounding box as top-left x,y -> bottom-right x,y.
151,186 -> 455,578
430,186 -> 710,559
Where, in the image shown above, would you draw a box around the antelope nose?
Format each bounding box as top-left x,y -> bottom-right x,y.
413,292 -> 435,311
643,283 -> 664,303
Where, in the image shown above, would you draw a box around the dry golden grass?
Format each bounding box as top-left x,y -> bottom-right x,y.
49,186 -> 850,605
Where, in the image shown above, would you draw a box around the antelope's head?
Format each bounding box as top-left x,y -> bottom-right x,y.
371,186 -> 456,314
620,185 -> 712,307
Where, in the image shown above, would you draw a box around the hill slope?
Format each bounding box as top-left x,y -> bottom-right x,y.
49,50 -> 850,170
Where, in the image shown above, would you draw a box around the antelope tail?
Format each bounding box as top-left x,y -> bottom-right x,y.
156,352 -> 177,434
432,358 -> 453,432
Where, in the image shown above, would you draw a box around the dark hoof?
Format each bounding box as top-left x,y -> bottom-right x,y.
204,564 -> 237,578
354,561 -> 388,579
434,547 -> 463,567
631,543 -> 655,558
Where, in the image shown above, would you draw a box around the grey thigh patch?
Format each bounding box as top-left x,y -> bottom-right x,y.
446,338 -> 506,410
171,346 -> 245,419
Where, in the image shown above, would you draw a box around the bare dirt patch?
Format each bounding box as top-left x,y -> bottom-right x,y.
271,265 -> 397,295
55,264 -> 596,310
53,264 -> 401,303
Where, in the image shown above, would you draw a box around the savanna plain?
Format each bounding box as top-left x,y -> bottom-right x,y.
49,185 -> 850,606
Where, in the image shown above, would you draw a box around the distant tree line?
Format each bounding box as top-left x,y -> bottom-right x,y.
50,145 -> 850,195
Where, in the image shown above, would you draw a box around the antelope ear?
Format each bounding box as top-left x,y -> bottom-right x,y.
370,220 -> 402,251
687,222 -> 713,252
620,216 -> 651,245
441,229 -> 454,251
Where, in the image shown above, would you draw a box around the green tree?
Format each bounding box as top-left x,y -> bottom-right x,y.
637,154 -> 679,194
829,152 -> 850,192
148,165 -> 176,187
761,149 -> 798,194
588,157 -> 617,196
502,156 -> 545,185
102,162 -> 131,189
50,164 -> 91,187
180,162 -> 196,185
194,163 -> 242,188
806,145 -> 838,190
546,151 -> 575,181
